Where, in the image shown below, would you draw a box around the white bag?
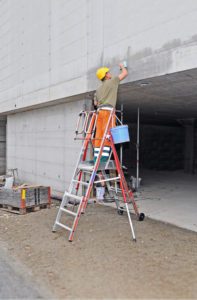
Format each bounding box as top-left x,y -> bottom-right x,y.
4,177 -> 14,189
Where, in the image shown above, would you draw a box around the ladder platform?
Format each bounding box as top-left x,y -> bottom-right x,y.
78,161 -> 94,171
63,192 -> 83,202
78,160 -> 116,171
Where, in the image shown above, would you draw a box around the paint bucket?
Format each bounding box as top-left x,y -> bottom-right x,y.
110,125 -> 130,144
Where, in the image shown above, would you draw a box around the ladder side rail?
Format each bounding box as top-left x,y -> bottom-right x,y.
75,111 -> 88,135
101,170 -> 117,200
82,108 -> 115,211
52,113 -> 96,232
110,134 -> 140,216
109,135 -> 136,241
84,111 -> 98,136
68,112 -> 97,195
119,171 -> 136,241
74,112 -> 97,195
68,109 -> 115,241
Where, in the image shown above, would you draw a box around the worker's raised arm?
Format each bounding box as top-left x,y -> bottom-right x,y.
118,63 -> 128,81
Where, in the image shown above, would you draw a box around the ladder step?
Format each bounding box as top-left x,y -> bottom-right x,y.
72,179 -> 89,186
78,162 -> 94,171
56,221 -> 72,232
56,222 -> 72,231
64,192 -> 83,202
60,207 -> 77,217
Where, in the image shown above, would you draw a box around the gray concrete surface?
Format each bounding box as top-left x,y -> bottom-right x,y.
103,170 -> 197,233
0,117 -> 6,175
6,100 -> 91,193
138,170 -> 197,232
1,0 -> 197,113
0,244 -> 44,299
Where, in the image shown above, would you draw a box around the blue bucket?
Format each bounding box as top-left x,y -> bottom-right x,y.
110,125 -> 130,144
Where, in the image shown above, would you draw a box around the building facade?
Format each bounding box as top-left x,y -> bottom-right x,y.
1,0 -> 197,193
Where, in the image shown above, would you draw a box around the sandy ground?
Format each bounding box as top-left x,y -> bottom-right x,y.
0,202 -> 197,299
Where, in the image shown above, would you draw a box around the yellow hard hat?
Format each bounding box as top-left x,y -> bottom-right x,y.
96,67 -> 109,80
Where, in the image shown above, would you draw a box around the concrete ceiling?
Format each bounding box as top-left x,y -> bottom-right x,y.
118,68 -> 197,125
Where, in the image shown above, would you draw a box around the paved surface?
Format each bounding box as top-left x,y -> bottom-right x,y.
103,170 -> 197,232
138,170 -> 197,232
0,245 -> 43,299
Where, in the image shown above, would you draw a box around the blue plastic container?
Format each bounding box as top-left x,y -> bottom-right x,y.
110,125 -> 130,144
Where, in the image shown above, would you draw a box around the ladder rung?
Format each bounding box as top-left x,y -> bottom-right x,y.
64,192 -> 83,202
94,176 -> 120,184
56,221 -> 72,232
78,163 -> 94,171
60,207 -> 77,217
72,179 -> 89,186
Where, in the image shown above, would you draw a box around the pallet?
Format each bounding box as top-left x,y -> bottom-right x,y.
0,203 -> 51,215
0,186 -> 51,214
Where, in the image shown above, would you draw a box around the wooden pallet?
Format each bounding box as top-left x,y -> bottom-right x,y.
0,186 -> 51,214
0,203 -> 51,214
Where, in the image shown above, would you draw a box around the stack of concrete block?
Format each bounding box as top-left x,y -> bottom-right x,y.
0,185 -> 51,214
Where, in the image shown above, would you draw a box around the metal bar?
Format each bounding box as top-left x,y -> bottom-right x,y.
72,180 -> 89,186
110,135 -> 136,240
125,203 -> 136,241
60,207 -> 77,217
120,104 -> 123,166
71,112 -> 97,194
94,176 -> 120,184
56,222 -> 72,232
136,107 -> 140,191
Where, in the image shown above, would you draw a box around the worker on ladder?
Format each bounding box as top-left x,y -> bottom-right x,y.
94,62 -> 128,163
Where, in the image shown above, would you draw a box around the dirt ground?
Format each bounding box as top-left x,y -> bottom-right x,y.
0,202 -> 197,299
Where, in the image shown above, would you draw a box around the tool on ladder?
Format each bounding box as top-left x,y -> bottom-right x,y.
52,107 -> 145,242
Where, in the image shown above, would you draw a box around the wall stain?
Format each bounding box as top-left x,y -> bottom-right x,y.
87,36 -> 197,92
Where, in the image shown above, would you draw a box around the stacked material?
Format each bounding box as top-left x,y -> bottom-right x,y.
0,184 -> 51,214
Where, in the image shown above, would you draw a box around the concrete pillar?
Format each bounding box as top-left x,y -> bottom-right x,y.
183,119 -> 195,174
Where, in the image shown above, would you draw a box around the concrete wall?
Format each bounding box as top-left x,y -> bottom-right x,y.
1,0 -> 197,190
6,100 -> 88,193
0,117 -> 6,175
1,0 -> 197,113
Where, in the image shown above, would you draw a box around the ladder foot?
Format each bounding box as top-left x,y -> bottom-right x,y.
117,207 -> 124,215
52,225 -> 57,232
138,213 -> 145,221
133,238 -> 137,242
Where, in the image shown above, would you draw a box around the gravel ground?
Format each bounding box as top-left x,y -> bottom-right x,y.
0,202 -> 197,299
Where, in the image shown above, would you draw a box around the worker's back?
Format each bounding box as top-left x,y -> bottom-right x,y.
96,76 -> 120,108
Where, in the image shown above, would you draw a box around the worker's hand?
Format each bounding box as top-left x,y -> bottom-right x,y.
118,62 -> 128,81
94,99 -> 98,107
119,63 -> 124,70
